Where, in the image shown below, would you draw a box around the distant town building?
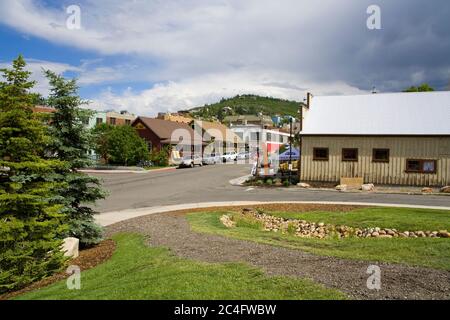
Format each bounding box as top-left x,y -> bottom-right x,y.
230,125 -> 291,154
223,115 -> 274,128
133,117 -> 206,164
86,111 -> 107,129
157,112 -> 193,124
32,105 -> 56,114
191,120 -> 243,153
106,111 -> 136,126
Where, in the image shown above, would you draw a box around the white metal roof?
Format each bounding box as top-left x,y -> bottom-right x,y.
301,91 -> 450,135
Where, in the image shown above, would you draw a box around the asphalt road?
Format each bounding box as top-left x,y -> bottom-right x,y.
91,164 -> 450,213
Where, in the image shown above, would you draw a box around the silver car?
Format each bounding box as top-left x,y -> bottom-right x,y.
179,155 -> 203,168
203,153 -> 220,165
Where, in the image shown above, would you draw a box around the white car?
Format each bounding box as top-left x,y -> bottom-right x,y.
202,153 -> 220,165
179,155 -> 203,168
222,152 -> 238,163
237,152 -> 251,160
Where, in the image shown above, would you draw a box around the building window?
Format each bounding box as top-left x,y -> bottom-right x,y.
373,149 -> 390,162
406,159 -> 437,174
96,118 -> 103,125
110,117 -> 116,125
125,119 -> 131,125
147,141 -> 153,151
313,148 -> 329,161
250,132 -> 259,141
266,133 -> 272,141
342,148 -> 358,162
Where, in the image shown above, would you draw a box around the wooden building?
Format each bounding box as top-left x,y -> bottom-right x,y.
299,92 -> 450,186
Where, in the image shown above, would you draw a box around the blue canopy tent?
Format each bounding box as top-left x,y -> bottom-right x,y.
279,148 -> 300,162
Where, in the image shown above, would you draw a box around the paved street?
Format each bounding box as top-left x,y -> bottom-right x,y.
91,164 -> 450,213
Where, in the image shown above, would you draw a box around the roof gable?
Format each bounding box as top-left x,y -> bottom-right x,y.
134,117 -> 194,139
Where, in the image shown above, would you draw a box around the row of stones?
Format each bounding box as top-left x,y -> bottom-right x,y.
220,209 -> 450,239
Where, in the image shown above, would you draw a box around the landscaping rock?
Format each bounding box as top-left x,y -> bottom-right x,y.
421,187 -> 433,193
220,215 -> 236,228
335,184 -> 347,191
440,186 -> 450,193
234,209 -> 450,240
62,237 -> 79,258
361,184 -> 375,191
438,230 -> 450,238
297,183 -> 311,189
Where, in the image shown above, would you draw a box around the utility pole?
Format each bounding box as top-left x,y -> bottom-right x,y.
288,117 -> 293,185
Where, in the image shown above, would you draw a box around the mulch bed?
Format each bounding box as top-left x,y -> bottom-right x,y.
0,239 -> 116,300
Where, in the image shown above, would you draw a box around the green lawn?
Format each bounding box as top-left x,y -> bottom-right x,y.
187,207 -> 450,271
16,233 -> 346,300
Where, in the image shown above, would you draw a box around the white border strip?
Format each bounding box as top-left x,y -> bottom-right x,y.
96,201 -> 450,227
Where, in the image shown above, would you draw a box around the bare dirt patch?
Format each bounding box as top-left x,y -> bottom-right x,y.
0,239 -> 116,300
105,204 -> 450,300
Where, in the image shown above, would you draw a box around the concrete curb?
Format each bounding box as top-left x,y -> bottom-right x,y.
96,201 -> 450,227
229,175 -> 252,186
230,175 -> 450,197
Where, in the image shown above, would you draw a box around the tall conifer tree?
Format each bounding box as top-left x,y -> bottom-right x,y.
44,70 -> 105,247
0,56 -> 68,293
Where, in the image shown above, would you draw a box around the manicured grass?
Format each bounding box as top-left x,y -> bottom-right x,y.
269,207 -> 450,232
16,233 -> 346,300
187,208 -> 450,271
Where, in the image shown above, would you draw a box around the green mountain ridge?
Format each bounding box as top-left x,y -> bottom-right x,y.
186,95 -> 301,121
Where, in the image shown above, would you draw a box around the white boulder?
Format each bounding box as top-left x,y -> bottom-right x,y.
297,183 -> 311,189
62,237 -> 80,258
335,184 -> 347,191
440,186 -> 450,193
361,184 -> 375,191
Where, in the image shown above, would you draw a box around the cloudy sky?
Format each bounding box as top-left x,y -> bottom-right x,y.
0,0 -> 449,116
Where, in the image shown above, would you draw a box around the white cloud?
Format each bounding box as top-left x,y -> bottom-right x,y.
1,0 -> 449,113
89,69 -> 366,116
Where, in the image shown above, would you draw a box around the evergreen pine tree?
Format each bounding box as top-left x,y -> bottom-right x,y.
0,56 -> 68,293
44,70 -> 105,248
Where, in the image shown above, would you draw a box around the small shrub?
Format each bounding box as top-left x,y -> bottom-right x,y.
287,222 -> 297,235
233,214 -> 264,230
266,179 -> 273,186
149,146 -> 169,167
256,208 -> 265,215
255,179 -> 264,186
283,180 -> 291,187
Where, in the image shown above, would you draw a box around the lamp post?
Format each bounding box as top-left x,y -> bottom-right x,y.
288,117 -> 293,185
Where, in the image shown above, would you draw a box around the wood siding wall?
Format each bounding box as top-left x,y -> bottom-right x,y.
300,136 -> 450,186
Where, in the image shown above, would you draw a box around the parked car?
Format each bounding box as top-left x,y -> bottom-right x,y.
179,155 -> 203,168
203,153 -> 221,165
237,152 -> 251,160
222,152 -> 238,163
